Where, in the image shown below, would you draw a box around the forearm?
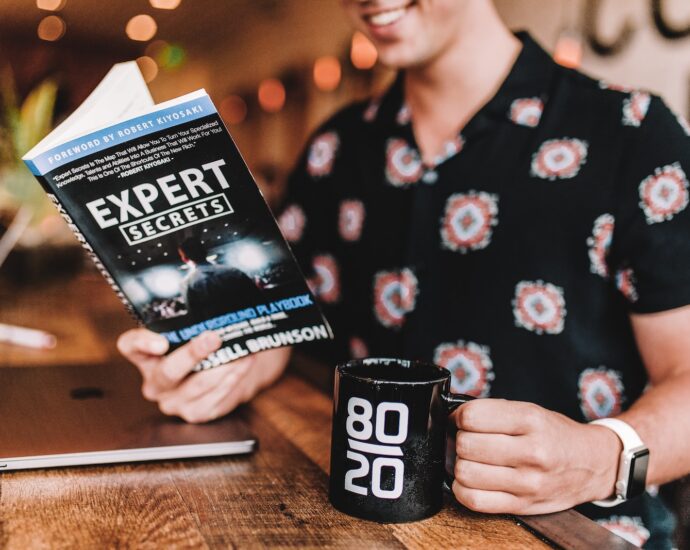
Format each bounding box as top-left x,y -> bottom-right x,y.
616,369 -> 690,485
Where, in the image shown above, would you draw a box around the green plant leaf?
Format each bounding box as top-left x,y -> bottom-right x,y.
16,80 -> 57,156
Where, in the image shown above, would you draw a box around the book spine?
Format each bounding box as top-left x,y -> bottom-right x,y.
34,175 -> 143,324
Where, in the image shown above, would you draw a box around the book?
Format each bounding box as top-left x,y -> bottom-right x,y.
23,62 -> 333,371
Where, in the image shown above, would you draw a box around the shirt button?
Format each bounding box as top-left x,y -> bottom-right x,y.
422,170 -> 438,184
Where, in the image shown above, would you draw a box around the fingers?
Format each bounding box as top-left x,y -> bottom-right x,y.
117,328 -> 169,371
158,355 -> 252,408
191,371 -> 250,422
456,431 -> 525,467
158,362 -> 231,406
454,459 -> 542,496
123,332 -> 286,424
451,481 -> 520,514
159,361 -> 251,423
142,331 -> 222,398
455,399 -> 544,435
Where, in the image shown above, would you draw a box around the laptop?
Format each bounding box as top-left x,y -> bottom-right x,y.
0,362 -> 257,471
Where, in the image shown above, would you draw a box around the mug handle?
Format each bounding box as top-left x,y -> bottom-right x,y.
443,392 -> 475,414
442,392 -> 476,493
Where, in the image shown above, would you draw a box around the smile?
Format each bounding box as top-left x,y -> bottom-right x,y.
363,1 -> 415,27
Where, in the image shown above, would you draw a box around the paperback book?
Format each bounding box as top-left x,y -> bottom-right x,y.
23,62 -> 332,370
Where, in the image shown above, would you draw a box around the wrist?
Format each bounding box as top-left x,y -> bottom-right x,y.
586,423 -> 623,501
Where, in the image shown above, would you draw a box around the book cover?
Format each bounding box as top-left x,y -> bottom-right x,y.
23,63 -> 332,371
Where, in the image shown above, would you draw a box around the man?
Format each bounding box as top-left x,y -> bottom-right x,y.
118,0 -> 690,545
177,236 -> 264,322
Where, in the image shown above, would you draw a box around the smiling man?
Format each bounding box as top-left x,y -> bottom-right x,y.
118,0 -> 690,546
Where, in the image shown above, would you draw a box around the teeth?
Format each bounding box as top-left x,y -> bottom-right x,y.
368,7 -> 406,26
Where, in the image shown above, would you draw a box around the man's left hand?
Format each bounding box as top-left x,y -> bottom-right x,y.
452,399 -> 622,514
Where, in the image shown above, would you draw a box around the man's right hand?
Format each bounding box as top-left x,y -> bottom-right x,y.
117,328 -> 291,423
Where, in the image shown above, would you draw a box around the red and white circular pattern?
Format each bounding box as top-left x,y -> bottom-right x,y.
616,268 -> 639,303
433,135 -> 465,167
597,517 -> 649,548
509,97 -> 544,128
433,340 -> 494,397
622,91 -> 651,127
349,336 -> 369,359
307,131 -> 339,178
638,162 -> 689,224
338,199 -> 366,242
531,138 -> 588,180
598,80 -> 633,93
385,138 -> 423,187
578,367 -> 624,421
312,254 -> 340,303
373,268 -> 419,328
278,204 -> 306,243
587,213 -> 615,278
440,191 -> 499,253
513,280 -> 566,334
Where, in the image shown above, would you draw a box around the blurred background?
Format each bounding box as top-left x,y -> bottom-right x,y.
1,0 -> 690,544
3,0 -> 690,223
2,0 -> 690,260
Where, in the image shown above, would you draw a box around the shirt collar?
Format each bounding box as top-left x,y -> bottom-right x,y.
367,31 -> 557,132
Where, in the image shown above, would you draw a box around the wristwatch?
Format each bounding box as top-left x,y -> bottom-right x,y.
590,418 -> 650,507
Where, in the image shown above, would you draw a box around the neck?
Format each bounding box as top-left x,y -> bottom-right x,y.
404,3 -> 521,162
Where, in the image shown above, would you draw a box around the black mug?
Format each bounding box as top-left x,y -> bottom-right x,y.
328,357 -> 473,523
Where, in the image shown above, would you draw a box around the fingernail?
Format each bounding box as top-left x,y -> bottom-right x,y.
149,338 -> 168,354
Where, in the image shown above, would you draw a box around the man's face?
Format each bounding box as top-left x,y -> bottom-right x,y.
340,0 -> 469,69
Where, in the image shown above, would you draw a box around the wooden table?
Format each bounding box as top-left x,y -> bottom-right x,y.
0,271 -> 635,548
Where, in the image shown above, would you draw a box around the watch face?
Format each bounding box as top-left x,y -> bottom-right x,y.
627,448 -> 650,498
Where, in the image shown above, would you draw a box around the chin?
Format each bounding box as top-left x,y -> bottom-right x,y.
376,43 -> 432,70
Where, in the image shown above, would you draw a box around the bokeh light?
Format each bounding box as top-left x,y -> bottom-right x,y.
225,242 -> 269,273
36,0 -> 66,11
313,56 -> 341,92
136,56 -> 159,83
554,33 -> 583,69
121,278 -> 151,306
220,95 -> 248,125
37,15 -> 66,41
150,0 -> 182,9
258,78 -> 286,113
146,40 -> 186,70
126,14 -> 157,42
351,31 -> 378,69
141,266 -> 184,298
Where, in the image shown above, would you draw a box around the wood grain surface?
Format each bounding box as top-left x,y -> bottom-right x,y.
0,272 -> 635,548
0,271 -> 113,367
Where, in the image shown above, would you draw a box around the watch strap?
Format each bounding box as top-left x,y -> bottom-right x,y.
589,418 -> 646,507
591,418 -> 644,448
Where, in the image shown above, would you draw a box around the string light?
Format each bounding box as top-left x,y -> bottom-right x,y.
126,14 -> 157,42
136,56 -> 159,83
36,0 -> 66,11
350,31 -> 378,69
313,56 -> 341,92
220,95 -> 248,125
37,15 -> 66,41
258,79 -> 285,113
150,0 -> 181,8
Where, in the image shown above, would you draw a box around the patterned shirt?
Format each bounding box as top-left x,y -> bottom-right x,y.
279,33 -> 689,546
